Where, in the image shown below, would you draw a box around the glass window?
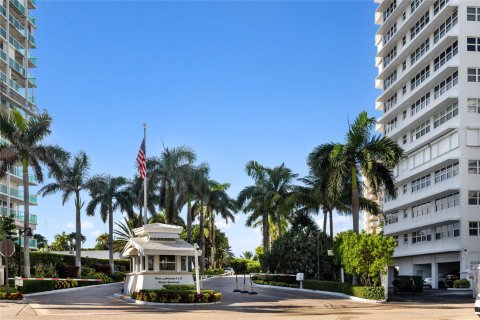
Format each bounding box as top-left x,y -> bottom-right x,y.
159,255 -> 176,271
468,98 -> 480,113
467,7 -> 480,21
469,222 -> 479,236
148,256 -> 154,271
181,256 -> 187,271
469,191 -> 480,205
468,68 -> 480,82
468,160 -> 480,174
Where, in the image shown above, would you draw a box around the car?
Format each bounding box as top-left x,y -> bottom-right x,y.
423,277 -> 432,288
445,274 -> 459,288
475,293 -> 480,317
223,267 -> 234,275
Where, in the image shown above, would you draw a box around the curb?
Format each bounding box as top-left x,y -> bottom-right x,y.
23,282 -> 122,297
253,283 -> 387,304
113,293 -> 222,306
0,298 -> 27,304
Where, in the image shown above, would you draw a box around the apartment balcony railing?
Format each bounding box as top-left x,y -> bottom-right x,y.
9,34 -> 25,56
0,49 -> 7,62
0,206 -> 37,224
27,13 -> 35,26
28,32 -> 35,46
10,0 -> 26,15
0,183 -> 38,204
27,55 -> 36,67
0,5 -> 6,17
9,166 -> 39,185
17,237 -> 37,249
9,13 -> 25,36
9,57 -> 25,76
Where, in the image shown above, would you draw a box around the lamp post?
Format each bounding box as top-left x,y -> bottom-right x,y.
17,227 -> 32,277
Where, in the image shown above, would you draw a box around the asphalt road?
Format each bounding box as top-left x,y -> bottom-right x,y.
0,276 -> 476,320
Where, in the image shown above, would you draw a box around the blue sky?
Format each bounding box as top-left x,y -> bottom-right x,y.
32,0 -> 379,255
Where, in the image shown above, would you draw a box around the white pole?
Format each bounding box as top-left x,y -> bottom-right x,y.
194,244 -> 200,294
143,123 -> 148,226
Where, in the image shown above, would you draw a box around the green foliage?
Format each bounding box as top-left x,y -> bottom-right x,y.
453,278 -> 470,288
0,214 -> 17,241
352,286 -> 384,300
246,260 -> 261,273
204,268 -> 224,276
21,280 -> 57,294
302,280 -> 384,300
0,292 -> 23,300
334,231 -> 396,286
94,233 -> 110,250
162,284 -> 196,291
133,289 -> 222,303
230,258 -> 248,274
260,213 -> 332,278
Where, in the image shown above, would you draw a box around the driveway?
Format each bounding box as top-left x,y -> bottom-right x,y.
0,276 -> 476,320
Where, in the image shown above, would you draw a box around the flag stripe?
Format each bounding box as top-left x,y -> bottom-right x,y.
137,139 -> 146,179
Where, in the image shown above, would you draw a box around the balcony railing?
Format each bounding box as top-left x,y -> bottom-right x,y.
9,13 -> 25,36
0,5 -> 6,17
9,166 -> 39,184
0,206 -> 37,224
9,57 -> 25,76
10,0 -> 26,15
0,49 -> 7,62
0,183 -> 38,204
17,237 -> 37,249
28,32 -> 35,45
27,13 -> 35,25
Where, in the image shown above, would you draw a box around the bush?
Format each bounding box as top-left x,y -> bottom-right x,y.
246,261 -> 261,273
57,264 -> 79,278
20,280 -> 57,294
95,264 -> 111,275
132,289 -> 222,303
453,278 -> 470,288
0,292 -> 23,300
302,280 -> 384,300
163,285 -> 196,291
204,268 -> 224,276
352,286 -> 384,300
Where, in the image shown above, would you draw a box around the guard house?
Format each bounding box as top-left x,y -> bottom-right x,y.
122,223 -> 201,295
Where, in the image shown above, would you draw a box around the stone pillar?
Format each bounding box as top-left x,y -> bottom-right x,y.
154,256 -> 159,272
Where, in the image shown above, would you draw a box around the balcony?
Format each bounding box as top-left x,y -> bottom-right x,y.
17,237 -> 37,250
27,13 -> 35,27
0,183 -> 38,205
9,57 -> 25,77
28,0 -> 36,9
9,166 -> 39,185
27,55 -> 36,68
9,13 -> 26,37
27,32 -> 35,47
0,206 -> 37,224
9,0 -> 26,16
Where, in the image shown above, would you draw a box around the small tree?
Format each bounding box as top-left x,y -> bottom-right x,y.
334,230 -> 396,286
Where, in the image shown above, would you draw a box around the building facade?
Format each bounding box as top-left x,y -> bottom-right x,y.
375,0 -> 480,288
0,0 -> 38,250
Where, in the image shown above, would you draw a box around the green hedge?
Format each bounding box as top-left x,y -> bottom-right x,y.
0,292 -> 23,300
133,289 -> 222,303
300,280 -> 385,300
252,274 -> 297,285
204,268 -> 224,276
253,280 -> 299,288
453,279 -> 470,288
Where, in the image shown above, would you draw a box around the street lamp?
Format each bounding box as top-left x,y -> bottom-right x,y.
17,227 -> 33,277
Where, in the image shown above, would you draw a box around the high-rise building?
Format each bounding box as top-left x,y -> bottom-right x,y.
0,0 -> 38,250
374,0 -> 480,288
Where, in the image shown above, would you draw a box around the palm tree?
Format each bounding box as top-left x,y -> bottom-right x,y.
126,175 -> 159,221
205,181 -> 235,268
68,232 -> 86,251
326,112 -> 403,233
39,151 -> 103,276
95,233 -> 110,250
86,176 -> 132,273
147,146 -> 197,224
237,161 -> 297,254
0,110 -> 68,277
241,251 -> 254,260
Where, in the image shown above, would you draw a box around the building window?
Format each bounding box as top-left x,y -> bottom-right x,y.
402,35 -> 407,46
385,212 -> 398,225
402,85 -> 407,95
403,234 -> 408,243
411,119 -> 430,141
403,209 -> 408,219
147,256 -> 154,271
412,229 -> 431,243
467,37 -> 480,52
411,39 -> 430,66
433,0 -> 448,15
469,191 -> 480,205
468,68 -> 480,82
411,92 -> 430,116
434,40 -> 458,71
412,202 -> 431,217
384,93 -> 397,113
411,65 -> 430,90
467,7 -> 480,21
434,162 -> 459,183
433,103 -> 458,128
434,71 -> 458,99
384,70 -> 398,90
159,255 -> 176,271
411,174 -> 431,192
393,235 -> 399,245
411,11 -> 430,39
468,160 -> 480,174
435,192 -> 460,211
469,222 -> 480,236
180,256 -> 187,271
468,98 -> 480,113
383,0 -> 397,21
402,110 -> 407,119
384,46 -> 397,68
403,184 -> 407,194
434,9 -> 458,44
435,223 -> 460,240
410,0 -> 425,14
402,61 -> 407,71
402,135 -> 407,144
384,23 -> 397,45
384,117 -> 398,134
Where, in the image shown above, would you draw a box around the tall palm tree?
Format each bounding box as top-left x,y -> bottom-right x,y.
205,181 -> 235,268
126,175 -> 159,220
86,176 -> 132,273
0,110 -> 68,277
327,112 -> 403,233
39,151 -> 103,276
147,146 -> 197,224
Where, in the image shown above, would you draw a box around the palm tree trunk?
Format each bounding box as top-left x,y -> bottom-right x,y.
199,201 -> 205,274
329,209 -> 334,246
322,207 -> 327,237
22,160 -> 30,277
75,192 -> 82,277
210,213 -> 216,269
351,166 -> 360,233
262,212 -> 270,254
277,211 -> 282,238
187,199 -> 192,243
109,204 -> 114,274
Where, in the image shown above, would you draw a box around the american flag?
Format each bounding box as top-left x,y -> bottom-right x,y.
137,138 -> 146,179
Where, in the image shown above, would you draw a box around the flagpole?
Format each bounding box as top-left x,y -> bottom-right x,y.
143,123 -> 148,226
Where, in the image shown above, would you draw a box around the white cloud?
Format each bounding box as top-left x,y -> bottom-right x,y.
215,219 -> 233,230
66,222 -> 74,229
65,220 -> 95,230
91,229 -> 102,238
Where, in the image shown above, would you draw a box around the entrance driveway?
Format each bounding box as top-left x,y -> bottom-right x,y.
0,276 -> 476,319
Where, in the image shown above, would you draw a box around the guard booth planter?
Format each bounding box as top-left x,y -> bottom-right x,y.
121,223 -> 202,295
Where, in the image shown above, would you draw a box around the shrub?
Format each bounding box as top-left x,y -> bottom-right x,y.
133,289 -> 222,303
453,279 -> 470,288
352,286 -> 384,300
0,292 -> 23,300
57,264 -> 79,278
20,280 -> 57,294
246,261 -> 261,273
95,264 -> 111,275
81,267 -> 96,277
303,280 -> 352,295
163,284 -> 196,291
